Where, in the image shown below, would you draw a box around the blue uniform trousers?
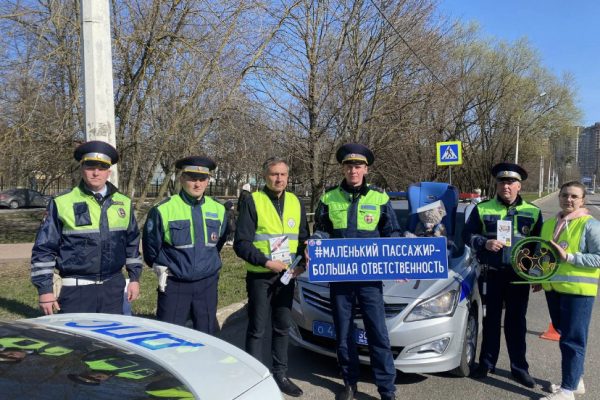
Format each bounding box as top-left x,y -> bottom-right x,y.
245,271 -> 294,375
330,281 -> 396,397
157,273 -> 219,334
478,268 -> 530,375
545,290 -> 595,391
58,273 -> 125,314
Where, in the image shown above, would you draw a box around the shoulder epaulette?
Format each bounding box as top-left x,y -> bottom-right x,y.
368,185 -> 384,193
53,188 -> 74,199
324,185 -> 339,193
153,196 -> 172,207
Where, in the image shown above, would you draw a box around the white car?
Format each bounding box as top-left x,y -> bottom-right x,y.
0,313 -> 283,399
290,190 -> 482,376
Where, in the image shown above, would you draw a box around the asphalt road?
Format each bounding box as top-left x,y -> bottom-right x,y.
217,192 -> 600,400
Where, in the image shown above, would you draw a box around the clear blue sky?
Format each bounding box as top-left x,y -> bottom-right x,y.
437,0 -> 599,126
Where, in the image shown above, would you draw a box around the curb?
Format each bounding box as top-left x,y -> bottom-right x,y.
216,299 -> 248,327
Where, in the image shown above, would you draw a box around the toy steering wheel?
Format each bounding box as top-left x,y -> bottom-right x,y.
511,237 -> 560,282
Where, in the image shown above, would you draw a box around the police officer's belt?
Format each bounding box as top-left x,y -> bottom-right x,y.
61,275 -> 116,286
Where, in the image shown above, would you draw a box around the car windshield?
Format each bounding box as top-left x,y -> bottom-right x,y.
0,321 -> 192,399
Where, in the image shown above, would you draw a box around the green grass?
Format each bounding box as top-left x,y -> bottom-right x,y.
0,247 -> 247,321
0,209 -> 46,243
520,192 -> 543,203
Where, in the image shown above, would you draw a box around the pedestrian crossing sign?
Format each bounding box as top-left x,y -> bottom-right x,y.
436,141 -> 462,166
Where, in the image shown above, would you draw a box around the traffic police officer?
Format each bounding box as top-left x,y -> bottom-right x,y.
234,156 -> 309,397
143,156 -> 228,334
463,162 -> 542,387
31,141 -> 142,315
312,144 -> 400,400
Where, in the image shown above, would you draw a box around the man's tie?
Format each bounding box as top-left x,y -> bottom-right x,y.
94,193 -> 103,203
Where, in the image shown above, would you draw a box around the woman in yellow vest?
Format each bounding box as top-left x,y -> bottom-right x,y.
539,181 -> 600,400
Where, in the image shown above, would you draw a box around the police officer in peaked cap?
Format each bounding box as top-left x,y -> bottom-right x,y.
143,155 -> 229,334
312,143 -> 400,400
31,140 -> 143,315
463,162 -> 542,387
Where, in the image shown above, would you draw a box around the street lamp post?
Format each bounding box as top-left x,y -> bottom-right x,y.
514,92 -> 546,165
515,123 -> 520,164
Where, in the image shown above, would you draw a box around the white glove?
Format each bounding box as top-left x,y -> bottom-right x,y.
153,265 -> 170,292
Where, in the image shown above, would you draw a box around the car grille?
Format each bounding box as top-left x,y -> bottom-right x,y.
297,327 -> 404,358
302,287 -> 408,319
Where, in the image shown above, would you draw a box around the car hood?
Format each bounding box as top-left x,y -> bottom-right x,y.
26,314 -> 275,400
300,246 -> 475,301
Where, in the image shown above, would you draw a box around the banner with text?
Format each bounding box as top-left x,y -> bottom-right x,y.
307,237 -> 449,282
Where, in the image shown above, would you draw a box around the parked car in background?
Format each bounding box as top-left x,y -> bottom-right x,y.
290,183 -> 482,377
0,314 -> 283,399
0,188 -> 51,209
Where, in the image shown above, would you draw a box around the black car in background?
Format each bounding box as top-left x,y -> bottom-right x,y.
0,188 -> 51,209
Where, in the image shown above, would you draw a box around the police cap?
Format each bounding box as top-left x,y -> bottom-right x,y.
491,162 -> 528,182
335,143 -> 374,166
175,156 -> 216,176
74,141 -> 119,167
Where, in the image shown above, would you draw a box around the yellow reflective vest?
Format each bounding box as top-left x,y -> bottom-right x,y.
542,215 -> 600,296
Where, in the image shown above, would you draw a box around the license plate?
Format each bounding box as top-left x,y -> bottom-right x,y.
312,321 -> 368,345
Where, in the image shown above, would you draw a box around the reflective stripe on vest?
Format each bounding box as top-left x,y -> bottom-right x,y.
541,215 -> 599,296
321,187 -> 388,231
54,187 -> 131,234
157,194 -> 225,247
247,191 -> 301,273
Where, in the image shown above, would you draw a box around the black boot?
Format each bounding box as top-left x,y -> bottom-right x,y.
335,384 -> 357,400
274,374 -> 303,397
471,364 -> 494,379
511,370 -> 536,388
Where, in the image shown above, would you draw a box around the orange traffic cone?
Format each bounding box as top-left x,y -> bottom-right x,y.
540,323 -> 560,341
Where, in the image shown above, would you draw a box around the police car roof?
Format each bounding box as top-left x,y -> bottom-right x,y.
6,314 -> 281,399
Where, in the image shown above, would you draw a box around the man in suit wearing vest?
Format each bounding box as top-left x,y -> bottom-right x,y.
463,162 -> 543,388
31,141 -> 142,315
234,156 -> 309,397
143,156 -> 228,334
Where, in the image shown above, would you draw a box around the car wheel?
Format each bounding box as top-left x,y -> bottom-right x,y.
452,306 -> 478,377
9,200 -> 19,209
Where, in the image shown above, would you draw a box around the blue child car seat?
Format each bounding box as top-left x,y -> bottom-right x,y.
407,182 -> 459,236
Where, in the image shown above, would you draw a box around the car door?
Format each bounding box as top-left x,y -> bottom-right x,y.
28,190 -> 47,207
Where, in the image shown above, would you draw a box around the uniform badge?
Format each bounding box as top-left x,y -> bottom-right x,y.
559,241 -> 569,250
118,208 -> 126,218
521,225 -> 530,235
364,214 -> 374,224
287,218 -> 296,228
211,232 -> 218,242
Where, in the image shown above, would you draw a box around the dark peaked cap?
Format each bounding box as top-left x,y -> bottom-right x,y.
175,156 -> 216,175
491,162 -> 528,181
335,143 -> 375,166
74,141 -> 119,166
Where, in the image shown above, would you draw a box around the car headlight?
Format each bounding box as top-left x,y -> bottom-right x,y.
404,282 -> 460,322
